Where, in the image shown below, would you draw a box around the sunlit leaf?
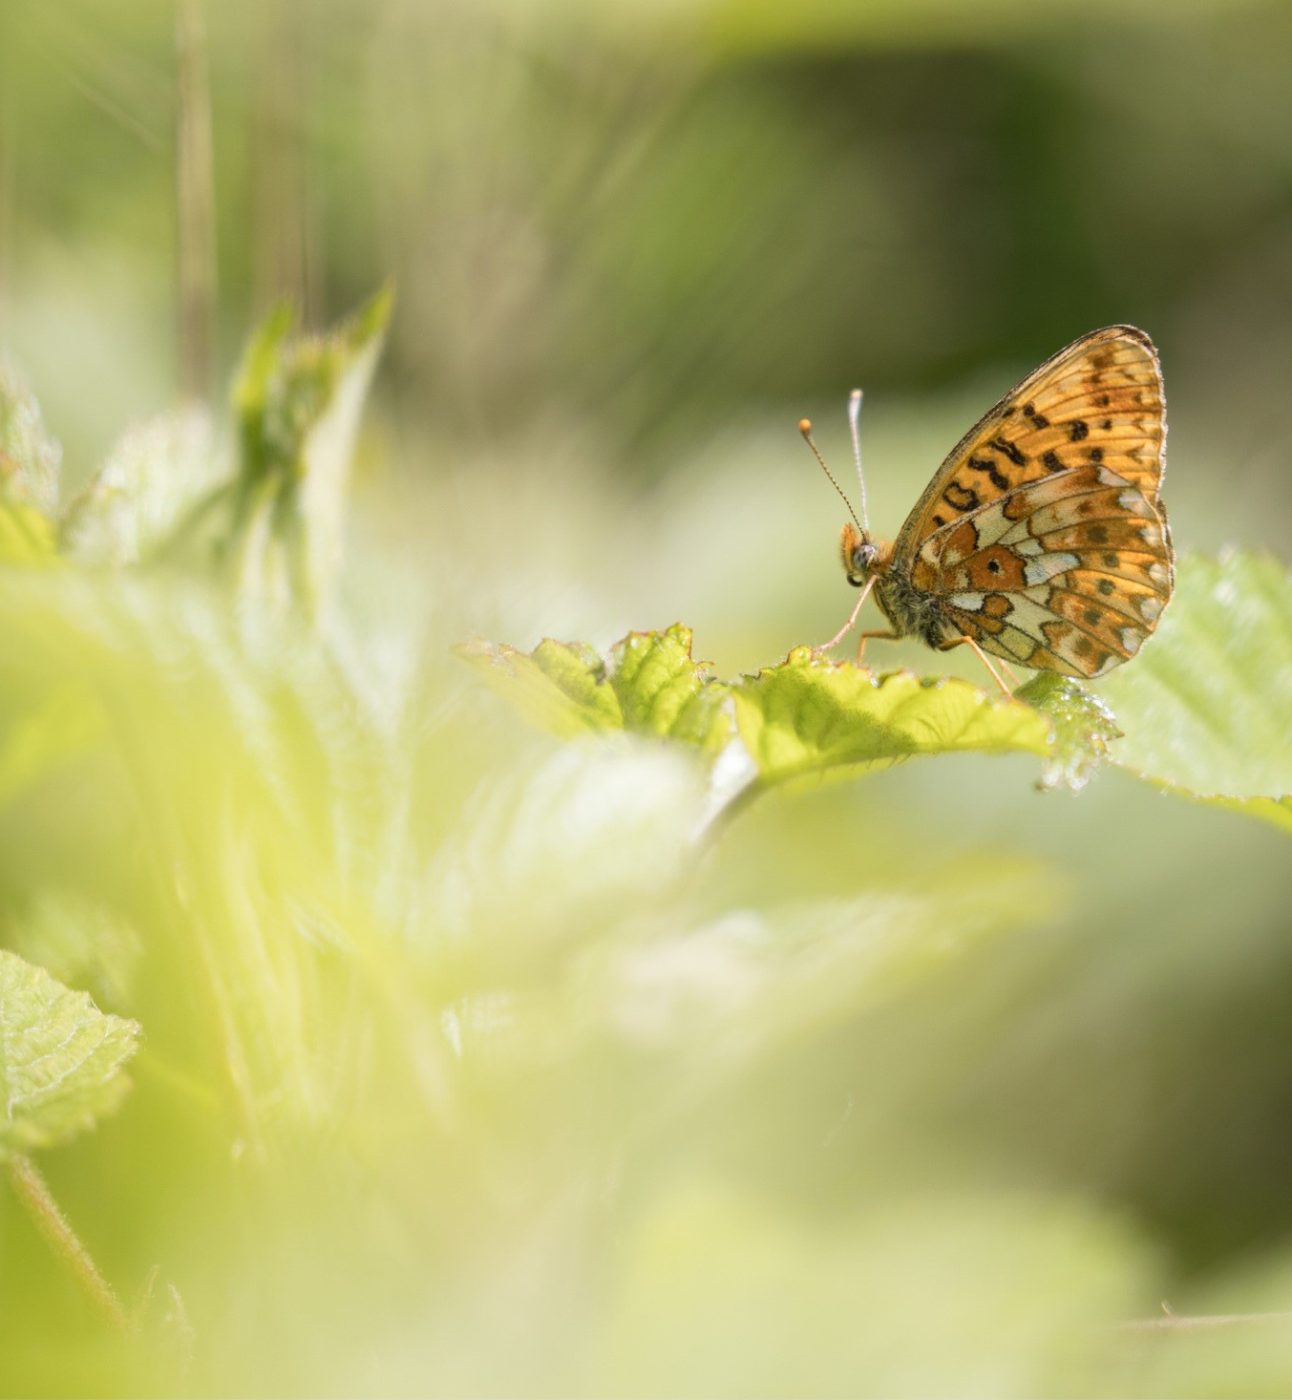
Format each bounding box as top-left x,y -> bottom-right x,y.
457,623 -> 734,749
1100,552 -> 1292,833
60,408 -> 223,568
0,949 -> 140,1157
732,647 -> 1051,788
0,500 -> 58,566
460,628 -> 1060,808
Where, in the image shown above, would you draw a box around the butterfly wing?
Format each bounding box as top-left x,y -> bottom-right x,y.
908,464 -> 1173,677
893,326 -> 1171,680
894,325 -> 1167,560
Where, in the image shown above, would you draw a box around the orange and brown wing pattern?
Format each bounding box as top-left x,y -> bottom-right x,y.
911,463 -> 1173,678
893,326 -> 1167,566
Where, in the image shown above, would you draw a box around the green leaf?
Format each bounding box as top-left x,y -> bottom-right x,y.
0,500 -> 58,566
1100,552 -> 1292,833
0,949 -> 140,1157
460,628 -> 1063,807
225,287 -> 393,617
457,624 -> 736,751
731,647 -> 1051,787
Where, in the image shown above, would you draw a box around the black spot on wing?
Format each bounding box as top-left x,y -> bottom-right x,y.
969,456 -> 1010,490
988,436 -> 1027,466
1041,450 -> 1062,472
942,481 -> 980,513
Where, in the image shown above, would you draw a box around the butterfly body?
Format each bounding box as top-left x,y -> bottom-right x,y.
832,326 -> 1173,682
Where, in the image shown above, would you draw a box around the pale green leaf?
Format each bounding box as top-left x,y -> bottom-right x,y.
1100,552 -> 1292,832
460,628 -> 1064,804
458,624 -> 735,750
60,408 -> 223,568
0,949 -> 140,1157
730,647 -> 1051,787
0,500 -> 58,566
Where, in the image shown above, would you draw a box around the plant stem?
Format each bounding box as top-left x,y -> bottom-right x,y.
4,1153 -> 129,1332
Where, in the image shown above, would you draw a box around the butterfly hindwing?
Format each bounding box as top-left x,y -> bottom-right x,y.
908,462 -> 1173,679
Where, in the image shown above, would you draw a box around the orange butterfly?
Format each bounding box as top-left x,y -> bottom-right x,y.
802,325 -> 1173,694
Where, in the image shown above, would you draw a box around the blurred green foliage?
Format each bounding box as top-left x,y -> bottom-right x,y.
1,1 -> 1292,1396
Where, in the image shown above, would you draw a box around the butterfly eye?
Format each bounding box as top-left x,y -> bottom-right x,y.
851,542 -> 878,575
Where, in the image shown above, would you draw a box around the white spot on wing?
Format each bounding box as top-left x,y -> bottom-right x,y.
949,592 -> 986,610
969,505 -> 1012,548
1023,552 -> 1079,586
1119,627 -> 1143,654
1118,489 -> 1151,516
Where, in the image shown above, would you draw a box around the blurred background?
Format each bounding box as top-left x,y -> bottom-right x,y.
2,0 -> 1292,1394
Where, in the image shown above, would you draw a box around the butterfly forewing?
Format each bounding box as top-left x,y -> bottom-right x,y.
891,327 -> 1171,680
895,325 -> 1166,558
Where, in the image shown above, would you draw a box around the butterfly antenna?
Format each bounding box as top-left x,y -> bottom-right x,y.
799,417 -> 864,535
848,388 -> 870,534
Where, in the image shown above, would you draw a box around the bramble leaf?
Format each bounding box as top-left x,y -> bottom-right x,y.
0,949 -> 140,1157
460,627 -> 1061,808
1100,552 -> 1292,833
729,647 -> 1051,786
458,624 -> 736,751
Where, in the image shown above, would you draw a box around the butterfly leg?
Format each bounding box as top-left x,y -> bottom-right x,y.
811,576 -> 876,656
939,635 -> 1015,698
855,629 -> 899,664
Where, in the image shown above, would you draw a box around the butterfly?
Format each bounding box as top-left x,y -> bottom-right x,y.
801,325 -> 1173,694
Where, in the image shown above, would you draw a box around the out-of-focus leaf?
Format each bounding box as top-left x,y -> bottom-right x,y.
588,861 -> 1058,1071
1100,552 -> 1292,833
0,358 -> 61,519
0,949 -> 140,1157
0,501 -> 58,566
595,1179 -> 1152,1398
3,894 -> 143,1014
225,289 -> 392,618
0,685 -> 103,808
424,736 -> 710,979
0,360 -> 61,566
60,408 -> 224,568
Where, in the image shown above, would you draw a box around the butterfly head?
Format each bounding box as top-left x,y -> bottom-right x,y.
801,394 -> 887,586
840,522 -> 889,586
